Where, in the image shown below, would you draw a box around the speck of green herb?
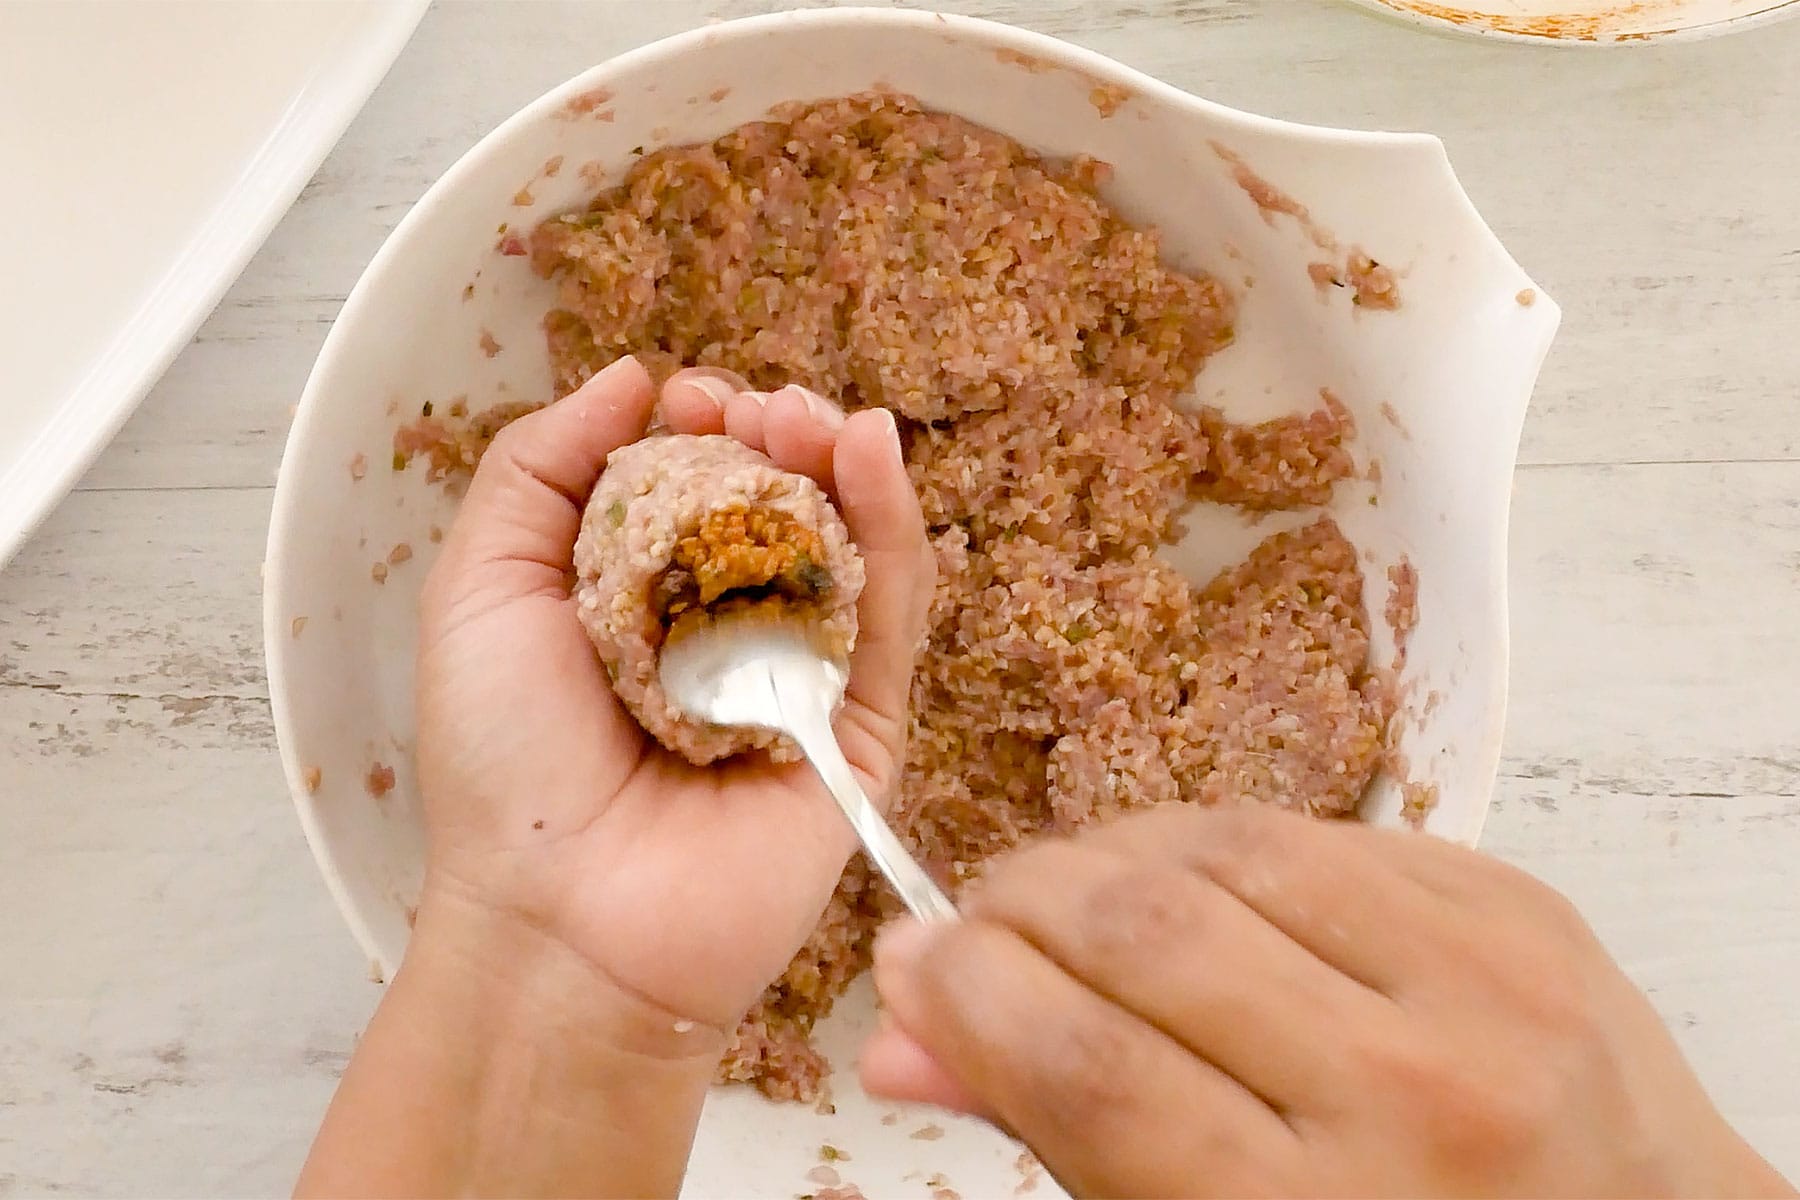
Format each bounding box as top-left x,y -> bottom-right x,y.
1351,293 -> 1363,306
819,1144 -> 846,1162
391,451 -> 407,472
1000,524 -> 1020,541
607,500 -> 627,527
1062,622 -> 1094,644
1300,582 -> 1324,604
793,554 -> 833,596
919,146 -> 943,164
421,400 -> 434,417
630,144 -> 645,155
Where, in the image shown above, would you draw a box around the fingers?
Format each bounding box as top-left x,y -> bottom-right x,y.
870,918 -> 1298,1199
858,1016 -> 988,1116
425,357 -> 654,621
662,375 -> 842,489
964,836 -> 1397,1117
1079,805 -> 1464,997
657,367 -> 740,435
832,408 -> 934,731
723,390 -> 771,451
762,387 -> 841,487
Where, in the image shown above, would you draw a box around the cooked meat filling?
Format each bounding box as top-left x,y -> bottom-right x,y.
653,505 -> 834,629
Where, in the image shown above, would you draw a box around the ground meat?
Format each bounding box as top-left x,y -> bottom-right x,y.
424,92 -> 1398,1101
364,762 -> 395,798
1014,1150 -> 1045,1195
1347,249 -> 1400,310
1401,780 -> 1440,826
1386,557 -> 1420,670
1310,251 -> 1402,311
528,92 -> 1232,417
393,399 -> 543,481
670,505 -> 831,609
1089,83 -> 1130,116
1194,390 -> 1355,510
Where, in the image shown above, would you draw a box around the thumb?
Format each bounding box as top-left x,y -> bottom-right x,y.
424,357 -> 653,625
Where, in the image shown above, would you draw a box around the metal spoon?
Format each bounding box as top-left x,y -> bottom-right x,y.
658,610 -> 959,923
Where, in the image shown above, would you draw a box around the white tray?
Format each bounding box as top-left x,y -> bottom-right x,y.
0,0 -> 429,568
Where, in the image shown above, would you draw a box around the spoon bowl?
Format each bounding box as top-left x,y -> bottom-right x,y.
658,606 -> 959,925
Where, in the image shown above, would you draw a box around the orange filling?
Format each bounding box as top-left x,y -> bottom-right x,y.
652,505 -> 833,629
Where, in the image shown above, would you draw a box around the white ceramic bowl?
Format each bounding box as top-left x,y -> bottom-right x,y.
265,9 -> 1560,1196
1343,0 -> 1800,44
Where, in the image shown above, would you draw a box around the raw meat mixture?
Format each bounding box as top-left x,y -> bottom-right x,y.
402,92 -> 1394,1100
572,433 -> 864,766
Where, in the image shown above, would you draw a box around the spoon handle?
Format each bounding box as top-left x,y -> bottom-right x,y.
779,686 -> 959,924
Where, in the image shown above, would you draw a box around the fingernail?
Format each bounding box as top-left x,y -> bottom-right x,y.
880,407 -> 904,465
591,354 -> 646,390
873,917 -> 931,973
685,374 -> 738,412
562,354 -> 643,403
783,384 -> 846,431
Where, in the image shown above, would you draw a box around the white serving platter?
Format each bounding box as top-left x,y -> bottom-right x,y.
0,0 -> 429,568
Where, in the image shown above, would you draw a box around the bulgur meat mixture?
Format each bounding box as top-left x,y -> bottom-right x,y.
407,92 -> 1392,1100
573,433 -> 864,765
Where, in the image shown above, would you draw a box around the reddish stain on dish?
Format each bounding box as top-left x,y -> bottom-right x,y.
560,85 -> 614,117
365,762 -> 396,798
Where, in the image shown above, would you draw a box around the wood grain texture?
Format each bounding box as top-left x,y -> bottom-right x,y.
2,1 -> 1797,1193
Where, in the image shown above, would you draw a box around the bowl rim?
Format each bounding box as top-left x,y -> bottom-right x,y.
265,4 -> 1560,967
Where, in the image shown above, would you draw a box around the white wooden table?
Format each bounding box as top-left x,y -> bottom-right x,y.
3,1 -> 1797,1193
